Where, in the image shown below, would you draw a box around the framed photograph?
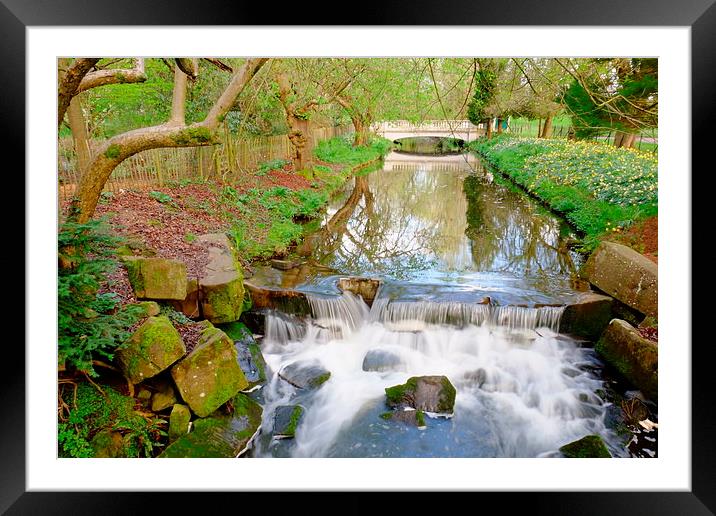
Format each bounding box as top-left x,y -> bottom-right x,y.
10,0 -> 713,512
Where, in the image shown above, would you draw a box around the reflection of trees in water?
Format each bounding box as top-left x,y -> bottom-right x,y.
462,175 -> 577,276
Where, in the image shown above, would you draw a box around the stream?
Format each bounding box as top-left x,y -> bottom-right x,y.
248,150 -> 632,458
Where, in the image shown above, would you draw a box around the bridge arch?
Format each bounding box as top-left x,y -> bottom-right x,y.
371,120 -> 486,142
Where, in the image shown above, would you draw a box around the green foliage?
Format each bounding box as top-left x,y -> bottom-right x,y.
257,158 -> 291,176
149,190 -> 175,205
470,135 -> 657,251
159,303 -> 192,325
58,219 -> 144,375
467,68 -> 498,125
58,382 -> 168,458
314,135 -> 392,165
104,144 -> 122,159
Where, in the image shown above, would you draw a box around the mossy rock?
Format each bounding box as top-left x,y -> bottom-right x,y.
278,360 -> 331,390
198,234 -> 246,323
159,393 -> 262,457
559,435 -> 612,458
273,405 -> 305,438
151,381 -> 178,412
168,404 -> 192,442
116,315 -> 186,384
90,429 -> 127,458
385,375 -> 456,415
170,323 -> 248,417
125,301 -> 161,318
381,409 -> 427,429
122,256 -> 188,300
218,322 -> 267,389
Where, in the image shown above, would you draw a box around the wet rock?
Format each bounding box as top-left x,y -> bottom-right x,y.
385,375 -> 456,415
90,429 -> 127,458
380,408 -> 427,429
219,321 -> 267,389
559,434 -> 612,458
278,360 -> 331,390
273,405 -> 305,438
122,256 -> 188,300
170,278 -> 201,319
198,234 -> 246,324
171,322 -> 248,417
243,282 -> 311,316
559,292 -> 614,341
582,241 -> 657,318
595,319 -> 658,402
362,349 -> 404,372
337,277 -> 382,307
116,315 -> 186,384
462,368 -> 487,388
160,393 -> 263,457
168,404 -> 191,442
151,381 -> 178,412
271,259 -> 300,271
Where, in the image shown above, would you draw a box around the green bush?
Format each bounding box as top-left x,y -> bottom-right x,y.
58,219 -> 143,375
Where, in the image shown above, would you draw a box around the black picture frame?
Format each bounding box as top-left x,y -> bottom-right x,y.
8,1 -> 713,513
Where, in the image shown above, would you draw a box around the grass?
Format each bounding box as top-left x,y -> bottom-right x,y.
314,134 -> 392,166
470,135 -> 658,252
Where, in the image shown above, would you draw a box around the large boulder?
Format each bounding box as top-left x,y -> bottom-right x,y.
159,393 -> 263,457
198,233 -> 246,324
116,316 -> 186,384
385,375 -> 456,415
278,360 -> 331,390
171,322 -> 248,417
559,434 -> 612,458
122,256 -> 188,300
582,242 -> 657,318
559,292 -> 614,341
595,319 -> 658,401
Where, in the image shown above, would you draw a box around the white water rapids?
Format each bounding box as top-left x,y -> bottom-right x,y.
255,291 -> 614,458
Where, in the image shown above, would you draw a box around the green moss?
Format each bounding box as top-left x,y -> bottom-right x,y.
379,412 -> 393,420
174,126 -> 214,145
205,276 -> 244,323
310,372 -> 331,388
284,406 -> 304,436
385,377 -> 417,407
559,435 -> 612,458
439,377 -> 457,413
416,409 -> 426,428
104,144 -> 122,159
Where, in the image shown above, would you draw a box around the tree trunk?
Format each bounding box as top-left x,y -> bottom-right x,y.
286,116 -> 310,171
352,116 -> 368,146
621,132 -> 636,148
496,118 -> 503,134
58,58 -> 100,127
541,116 -> 553,138
69,58 -> 268,223
486,118 -> 493,139
67,95 -> 92,175
614,131 -> 626,147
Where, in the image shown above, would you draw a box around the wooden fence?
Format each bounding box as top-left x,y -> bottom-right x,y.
58,124 -> 353,205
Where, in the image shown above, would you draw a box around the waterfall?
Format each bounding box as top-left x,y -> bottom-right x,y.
306,291 -> 371,338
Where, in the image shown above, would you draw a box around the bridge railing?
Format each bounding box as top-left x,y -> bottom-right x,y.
372,120 -> 481,132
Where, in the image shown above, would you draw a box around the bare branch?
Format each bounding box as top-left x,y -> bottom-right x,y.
77,58 -> 147,93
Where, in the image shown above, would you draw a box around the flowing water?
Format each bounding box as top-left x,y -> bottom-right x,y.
251,150 -> 626,458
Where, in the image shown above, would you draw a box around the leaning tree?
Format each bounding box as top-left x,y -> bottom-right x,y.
58,57 -> 269,223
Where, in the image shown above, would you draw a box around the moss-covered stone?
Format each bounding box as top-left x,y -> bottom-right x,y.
385,375 -> 456,415
159,393 -> 262,457
116,315 -> 186,384
125,300 -> 161,318
278,361 -> 331,390
198,234 -> 246,323
168,404 -> 191,442
273,405 -> 304,438
559,292 -> 613,341
595,319 -> 658,401
151,381 -> 178,411
122,256 -> 188,300
170,324 -> 248,417
90,429 -> 127,458
559,435 -> 612,458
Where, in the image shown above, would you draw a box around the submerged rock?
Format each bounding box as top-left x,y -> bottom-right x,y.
385,375 -> 456,415
278,360 -> 331,390
595,319 -> 658,402
582,241 -> 657,318
122,256 -> 188,300
273,405 -> 305,439
559,434 -> 612,458
171,322 -> 248,417
380,408 -> 427,429
160,393 -> 263,457
116,316 -> 186,384
362,349 -> 404,372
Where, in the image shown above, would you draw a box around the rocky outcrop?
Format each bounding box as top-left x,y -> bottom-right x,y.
168,404 -> 191,442
171,322 -> 248,417
116,316 -> 186,384
160,393 -> 263,457
582,242 -> 657,318
273,405 -> 305,439
385,375 -> 456,415
122,256 -> 188,300
338,277 -> 381,307
559,434 -> 612,458
198,233 -> 246,324
278,360 -> 331,390
559,292 -> 614,341
595,319 -> 658,401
